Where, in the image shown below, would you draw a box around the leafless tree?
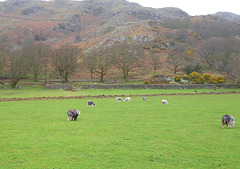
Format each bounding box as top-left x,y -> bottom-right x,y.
83,51 -> 97,79
86,46 -> 113,82
23,42 -> 51,81
197,37 -> 222,70
112,42 -> 145,81
51,46 -> 82,83
8,49 -> 29,88
226,54 -> 240,82
0,43 -> 9,76
149,50 -> 162,74
166,43 -> 186,74
220,38 -> 240,72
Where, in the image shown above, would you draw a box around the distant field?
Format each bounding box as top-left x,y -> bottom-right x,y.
0,94 -> 240,168
1,85 -> 240,99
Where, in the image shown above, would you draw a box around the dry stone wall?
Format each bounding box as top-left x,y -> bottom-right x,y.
45,84 -> 240,90
81,84 -> 240,90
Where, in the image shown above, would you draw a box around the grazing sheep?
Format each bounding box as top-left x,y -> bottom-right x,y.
67,109 -> 80,121
143,97 -> 147,101
222,114 -> 235,128
162,99 -> 168,105
124,97 -> 131,102
116,97 -> 123,102
87,101 -> 96,107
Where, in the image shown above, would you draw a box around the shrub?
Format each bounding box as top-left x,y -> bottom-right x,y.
174,75 -> 181,82
192,75 -> 205,84
183,74 -> 189,80
208,75 -> 218,84
203,74 -> 211,81
217,76 -> 226,83
34,35 -> 41,41
230,81 -> 236,84
183,63 -> 203,75
189,71 -> 200,80
103,26 -> 115,35
144,80 -> 151,84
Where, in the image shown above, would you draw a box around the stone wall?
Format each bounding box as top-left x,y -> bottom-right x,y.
45,84 -> 73,90
45,84 -> 240,90
81,84 -> 240,90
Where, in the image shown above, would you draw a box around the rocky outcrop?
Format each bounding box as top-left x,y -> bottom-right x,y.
214,12 -> 240,21
80,0 -> 189,20
54,14 -> 82,33
21,5 -> 48,15
127,7 -> 189,20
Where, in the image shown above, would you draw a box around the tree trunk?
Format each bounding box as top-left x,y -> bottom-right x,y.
11,79 -> 19,88
123,70 -> 129,81
34,74 -> 38,82
90,69 -> 94,79
100,73 -> 104,82
64,72 -> 68,83
174,67 -> 177,74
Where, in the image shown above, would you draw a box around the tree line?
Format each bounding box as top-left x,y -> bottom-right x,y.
0,40 -> 146,88
0,37 -> 240,88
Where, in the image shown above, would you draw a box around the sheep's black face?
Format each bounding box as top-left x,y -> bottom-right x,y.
73,114 -> 79,121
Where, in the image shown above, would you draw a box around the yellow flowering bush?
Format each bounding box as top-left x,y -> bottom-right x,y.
144,80 -> 151,84
217,76 -> 226,83
183,74 -> 189,80
174,75 -> 181,82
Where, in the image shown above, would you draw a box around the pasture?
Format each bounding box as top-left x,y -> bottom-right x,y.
1,85 -> 240,99
0,93 -> 240,168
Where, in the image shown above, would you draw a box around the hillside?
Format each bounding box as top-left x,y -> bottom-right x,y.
0,0 -> 191,49
0,0 -> 239,49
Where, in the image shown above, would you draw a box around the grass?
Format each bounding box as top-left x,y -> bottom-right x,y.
0,94 -> 240,168
1,85 -> 240,99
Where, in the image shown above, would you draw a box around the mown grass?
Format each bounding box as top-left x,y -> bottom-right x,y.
0,94 -> 240,168
1,85 -> 240,99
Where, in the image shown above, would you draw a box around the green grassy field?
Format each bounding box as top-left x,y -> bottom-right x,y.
0,93 -> 240,168
1,85 -> 240,99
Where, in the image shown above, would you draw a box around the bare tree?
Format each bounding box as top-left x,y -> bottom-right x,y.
86,46 -> 113,82
51,46 -> 82,83
149,50 -> 162,74
83,52 -> 97,79
8,49 -> 29,88
197,37 -> 222,70
166,43 -> 186,74
113,42 -> 145,81
0,43 -> 9,76
220,38 -> 240,72
226,54 -> 240,82
23,42 -> 51,81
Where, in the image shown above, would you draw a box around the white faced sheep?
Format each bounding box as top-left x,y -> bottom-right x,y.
67,109 -> 81,121
116,97 -> 123,102
87,101 -> 96,107
162,99 -> 168,105
222,114 -> 235,128
143,97 -> 147,101
124,97 -> 131,102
